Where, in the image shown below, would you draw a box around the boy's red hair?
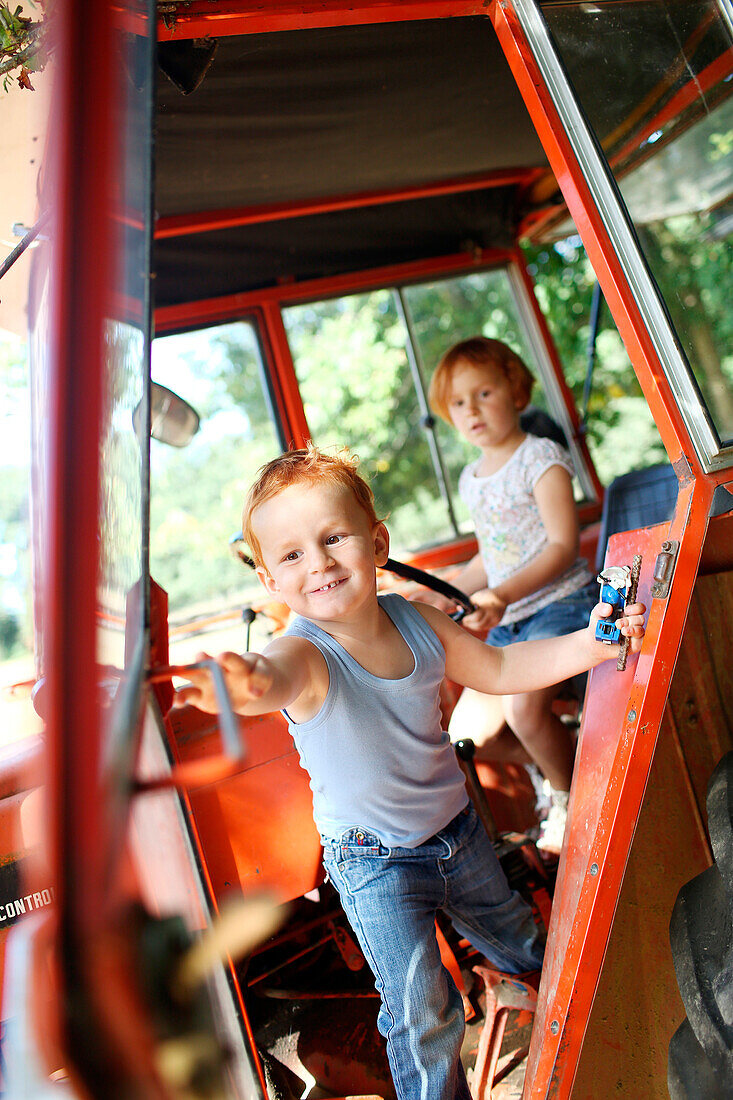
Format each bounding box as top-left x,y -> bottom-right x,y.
428,336 -> 534,421
243,443 -> 380,569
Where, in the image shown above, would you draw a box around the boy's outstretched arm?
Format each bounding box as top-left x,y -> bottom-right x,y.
174,636 -> 327,718
417,600 -> 646,697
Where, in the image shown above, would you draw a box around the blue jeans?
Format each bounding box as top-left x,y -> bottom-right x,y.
487,582 -> 597,647
487,582 -> 598,697
322,804 -> 545,1100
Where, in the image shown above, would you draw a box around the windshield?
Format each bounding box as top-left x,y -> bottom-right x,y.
544,0 -> 733,456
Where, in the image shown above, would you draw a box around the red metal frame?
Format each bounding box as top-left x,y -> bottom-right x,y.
147,0 -> 487,39
259,302 -> 312,448
155,248 -> 514,333
43,1 -> 170,1094
156,169 -> 541,240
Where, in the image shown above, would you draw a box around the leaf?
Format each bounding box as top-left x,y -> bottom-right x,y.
17,62 -> 32,88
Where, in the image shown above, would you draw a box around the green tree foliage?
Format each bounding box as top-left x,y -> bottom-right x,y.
636,214 -> 733,437
149,324 -> 281,614
523,237 -> 667,484
283,291 -> 455,548
0,2 -> 46,92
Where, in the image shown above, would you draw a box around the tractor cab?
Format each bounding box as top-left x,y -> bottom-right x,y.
1,2 -> 732,1098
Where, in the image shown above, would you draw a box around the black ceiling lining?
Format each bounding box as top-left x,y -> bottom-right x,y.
155,16 -> 547,218
152,5 -> 732,311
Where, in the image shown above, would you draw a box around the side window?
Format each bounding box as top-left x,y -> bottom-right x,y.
282,291 -> 470,555
282,268 -> 599,561
523,236 -> 667,485
544,0 -> 733,462
150,321 -> 281,661
402,268 -> 564,494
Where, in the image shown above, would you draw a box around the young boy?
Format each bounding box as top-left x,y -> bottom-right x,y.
179,445 -> 646,1100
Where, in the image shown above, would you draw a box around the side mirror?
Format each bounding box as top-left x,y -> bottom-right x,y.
135,382 -> 201,447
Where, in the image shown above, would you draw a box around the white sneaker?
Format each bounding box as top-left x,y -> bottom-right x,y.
537,788 -> 569,853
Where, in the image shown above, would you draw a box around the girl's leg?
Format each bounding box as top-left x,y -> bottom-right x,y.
448,687 -> 531,764
503,685 -> 575,792
323,832 -> 472,1100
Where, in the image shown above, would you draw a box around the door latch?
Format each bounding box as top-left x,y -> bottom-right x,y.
651,539 -> 679,599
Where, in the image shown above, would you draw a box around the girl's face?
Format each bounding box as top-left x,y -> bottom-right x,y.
446,359 -> 524,450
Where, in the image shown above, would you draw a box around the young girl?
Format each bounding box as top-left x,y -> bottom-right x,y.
428,337 -> 597,851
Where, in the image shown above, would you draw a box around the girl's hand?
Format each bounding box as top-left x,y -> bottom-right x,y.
174,650 -> 274,713
415,589 -> 457,614
590,602 -> 647,655
462,588 -> 507,632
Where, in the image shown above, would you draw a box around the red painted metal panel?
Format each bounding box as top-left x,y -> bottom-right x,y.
524,477 -> 715,1098
168,707 -> 323,904
260,302 -> 312,449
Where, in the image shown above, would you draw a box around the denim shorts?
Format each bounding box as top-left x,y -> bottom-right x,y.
487,581 -> 598,647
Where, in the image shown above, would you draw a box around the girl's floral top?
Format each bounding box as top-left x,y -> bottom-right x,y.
459,434 -> 591,624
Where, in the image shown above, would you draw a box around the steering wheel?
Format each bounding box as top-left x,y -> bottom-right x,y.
380,557 -> 475,622
228,534 -> 475,623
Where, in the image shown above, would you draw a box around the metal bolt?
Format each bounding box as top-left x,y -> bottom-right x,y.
590,863 -> 599,876
550,1020 -> 560,1035
627,709 -> 637,723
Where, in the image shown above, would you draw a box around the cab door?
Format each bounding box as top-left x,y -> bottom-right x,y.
492,1 -> 733,1095
18,2 -> 267,1096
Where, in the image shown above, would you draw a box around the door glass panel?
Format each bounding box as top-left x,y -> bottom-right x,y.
523,236 -> 667,485
543,0 -> 733,452
151,322 -> 281,662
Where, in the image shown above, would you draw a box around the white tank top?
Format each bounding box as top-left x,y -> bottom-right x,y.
283,593 -> 468,848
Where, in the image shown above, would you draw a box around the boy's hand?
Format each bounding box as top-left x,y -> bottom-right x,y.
462,588 -> 506,633
174,651 -> 274,714
590,601 -> 647,656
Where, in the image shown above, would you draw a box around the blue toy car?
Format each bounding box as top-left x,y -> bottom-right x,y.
595,565 -> 632,645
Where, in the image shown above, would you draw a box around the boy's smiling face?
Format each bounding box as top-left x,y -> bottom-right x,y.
252,480 -> 389,624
